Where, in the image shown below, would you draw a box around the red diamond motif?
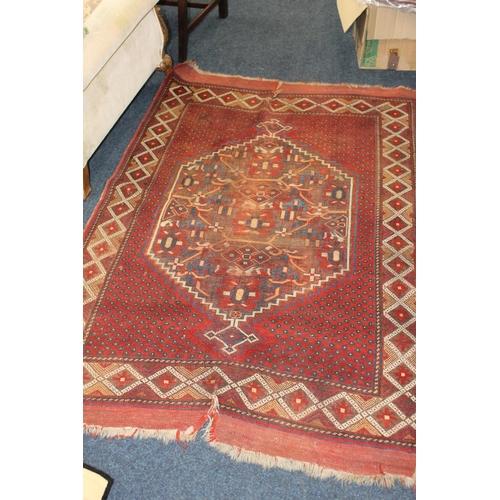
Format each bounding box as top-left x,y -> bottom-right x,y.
387,217 -> 408,232
388,165 -> 408,176
138,153 -> 153,165
386,122 -> 404,133
386,236 -> 408,252
200,373 -> 227,391
388,150 -> 407,161
387,278 -> 410,298
243,380 -> 268,402
83,264 -> 101,280
387,136 -> 404,146
295,99 -> 314,109
375,405 -> 401,429
386,256 -> 410,274
152,372 -> 180,393
103,221 -> 120,236
387,198 -> 408,212
389,304 -> 413,325
285,390 -> 311,413
331,398 -> 357,422
391,332 -> 414,353
131,169 -> 147,180
325,100 -> 342,111
110,202 -> 129,216
221,93 -> 237,103
145,139 -> 161,149
387,181 -> 407,194
109,369 -> 137,389
166,99 -> 180,108
390,364 -> 415,386
388,109 -> 403,118
152,125 -> 167,135
353,101 -> 370,111
173,86 -> 189,95
93,241 -> 110,256
197,91 -> 213,100
245,97 -> 261,106
119,183 -> 139,198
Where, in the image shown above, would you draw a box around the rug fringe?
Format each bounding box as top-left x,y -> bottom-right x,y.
83,396 -> 221,444
83,424 -> 197,444
179,60 -> 416,93
207,438 -> 416,488
83,411 -> 415,489
200,407 -> 415,489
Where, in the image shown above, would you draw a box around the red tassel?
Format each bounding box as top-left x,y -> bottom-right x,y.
378,463 -> 388,487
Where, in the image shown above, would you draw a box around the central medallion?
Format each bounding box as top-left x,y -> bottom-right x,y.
147,120 -> 354,354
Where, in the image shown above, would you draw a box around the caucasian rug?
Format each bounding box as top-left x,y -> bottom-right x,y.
83,62 -> 416,488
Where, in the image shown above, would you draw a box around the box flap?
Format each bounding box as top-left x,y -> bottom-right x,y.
337,0 -> 367,32
367,7 -> 416,40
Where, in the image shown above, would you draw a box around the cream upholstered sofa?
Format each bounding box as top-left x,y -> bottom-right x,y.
83,0 -> 172,198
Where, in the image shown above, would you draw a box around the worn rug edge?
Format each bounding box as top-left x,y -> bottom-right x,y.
180,60 -> 417,96
84,399 -> 415,488
83,422 -> 416,489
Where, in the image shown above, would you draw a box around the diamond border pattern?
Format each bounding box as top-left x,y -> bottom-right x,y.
83,74 -> 416,448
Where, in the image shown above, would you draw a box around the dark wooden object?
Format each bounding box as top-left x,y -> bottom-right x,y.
159,0 -> 228,63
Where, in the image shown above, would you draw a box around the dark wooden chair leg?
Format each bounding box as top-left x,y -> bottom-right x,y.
219,0 -> 228,19
158,0 -> 228,62
178,0 -> 189,62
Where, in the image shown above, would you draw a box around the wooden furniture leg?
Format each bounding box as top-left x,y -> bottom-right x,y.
159,0 -> 228,63
219,0 -> 228,18
83,164 -> 92,200
178,0 -> 189,64
155,6 -> 174,74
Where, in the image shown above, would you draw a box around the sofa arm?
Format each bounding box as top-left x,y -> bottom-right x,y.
83,0 -> 160,90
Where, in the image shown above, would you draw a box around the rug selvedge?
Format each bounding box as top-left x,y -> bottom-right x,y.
83,62 -> 416,487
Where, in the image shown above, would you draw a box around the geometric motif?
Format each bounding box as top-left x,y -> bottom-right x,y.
146,119 -> 353,354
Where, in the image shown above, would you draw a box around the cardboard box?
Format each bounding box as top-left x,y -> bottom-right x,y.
337,0 -> 416,71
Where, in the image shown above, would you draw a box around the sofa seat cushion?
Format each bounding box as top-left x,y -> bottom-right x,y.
83,0 -> 160,90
